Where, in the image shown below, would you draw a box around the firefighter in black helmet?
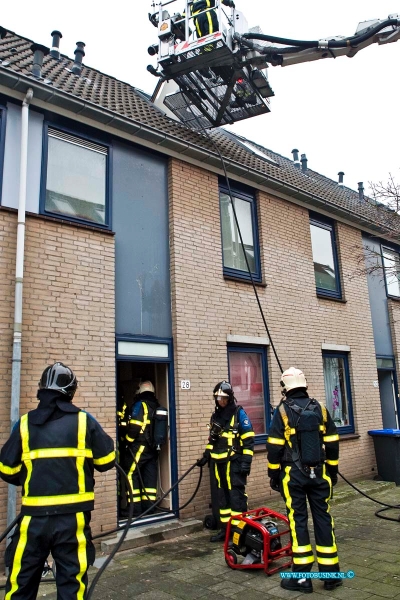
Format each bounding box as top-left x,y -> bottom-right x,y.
0,362 -> 115,600
197,381 -> 254,542
267,367 -> 341,593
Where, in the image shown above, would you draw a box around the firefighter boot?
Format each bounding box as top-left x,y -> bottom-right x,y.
324,579 -> 343,591
210,528 -> 226,543
280,577 -> 313,594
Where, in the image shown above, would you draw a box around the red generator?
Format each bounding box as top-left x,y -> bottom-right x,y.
224,507 -> 292,575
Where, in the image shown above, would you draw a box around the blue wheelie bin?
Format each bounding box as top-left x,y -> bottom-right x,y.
368,429 -> 400,486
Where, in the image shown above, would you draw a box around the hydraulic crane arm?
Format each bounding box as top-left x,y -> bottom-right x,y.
237,15 -> 400,68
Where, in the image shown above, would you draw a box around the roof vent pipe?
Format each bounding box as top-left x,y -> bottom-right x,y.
0,27 -> 8,39
338,171 -> 345,186
30,43 -> 50,78
358,182 -> 364,202
291,148 -> 301,169
50,30 -> 62,59
300,153 -> 308,173
71,41 -> 85,75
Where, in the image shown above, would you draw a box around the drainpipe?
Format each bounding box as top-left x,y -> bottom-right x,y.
8,87 -> 34,528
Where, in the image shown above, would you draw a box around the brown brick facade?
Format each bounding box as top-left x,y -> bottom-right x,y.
0,211 -> 116,543
169,159 -> 381,516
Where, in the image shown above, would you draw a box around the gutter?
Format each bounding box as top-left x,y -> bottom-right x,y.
0,68 -> 395,239
8,87 -> 33,527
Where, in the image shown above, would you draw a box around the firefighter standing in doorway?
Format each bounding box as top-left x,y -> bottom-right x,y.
124,381 -> 160,518
267,367 -> 341,593
197,381 -> 255,542
0,362 -> 115,600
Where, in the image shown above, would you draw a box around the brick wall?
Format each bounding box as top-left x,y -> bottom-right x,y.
169,159 -> 381,518
0,211 -> 116,546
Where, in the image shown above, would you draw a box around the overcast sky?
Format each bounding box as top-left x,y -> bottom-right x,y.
2,1 -> 399,193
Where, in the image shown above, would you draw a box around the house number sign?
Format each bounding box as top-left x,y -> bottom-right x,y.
181,380 -> 191,390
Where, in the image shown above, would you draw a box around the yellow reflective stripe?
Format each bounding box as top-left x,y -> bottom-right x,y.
22,492 -> 94,506
214,462 -> 220,486
141,403 -> 149,435
5,515 -> 31,600
0,462 -> 22,475
206,2 -> 213,33
316,545 -> 337,553
242,449 -> 253,456
93,451 -> 115,466
318,557 -> 339,565
77,412 -> 87,494
231,511 -> 242,516
128,445 -> 145,485
323,434 -> 339,442
206,444 -> 213,450
267,437 -> 285,445
282,466 -> 298,548
241,431 -> 255,439
293,555 -> 315,564
20,415 -> 32,497
319,425 -> 325,431
210,452 -> 229,459
126,435 -> 134,442
326,459 -> 339,466
226,460 -> 232,490
145,488 -> 157,493
320,402 -> 328,423
76,512 -> 87,600
220,508 -> 231,515
22,448 -> 93,460
293,544 -> 313,553
268,463 -> 281,469
129,419 -> 143,426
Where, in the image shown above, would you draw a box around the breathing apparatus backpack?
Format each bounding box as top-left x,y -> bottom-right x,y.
144,402 -> 168,450
279,398 -> 326,477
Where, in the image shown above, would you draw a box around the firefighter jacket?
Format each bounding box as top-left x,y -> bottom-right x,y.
0,390 -> 115,516
204,403 -> 255,466
266,390 -> 339,480
126,392 -> 159,449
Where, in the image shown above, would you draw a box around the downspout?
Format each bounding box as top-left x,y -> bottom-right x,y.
7,87 -> 34,527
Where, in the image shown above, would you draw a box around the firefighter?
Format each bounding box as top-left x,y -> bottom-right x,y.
267,367 -> 341,593
0,362 -> 115,600
197,381 -> 255,542
124,381 -> 160,518
190,0 -> 235,40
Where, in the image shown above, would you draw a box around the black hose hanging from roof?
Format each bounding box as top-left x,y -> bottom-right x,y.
242,18 -> 399,50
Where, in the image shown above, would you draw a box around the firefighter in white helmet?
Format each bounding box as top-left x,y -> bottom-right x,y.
123,380 -> 161,518
267,367 -> 341,593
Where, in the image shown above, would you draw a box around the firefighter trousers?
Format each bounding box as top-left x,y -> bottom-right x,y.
214,458 -> 248,529
280,464 -> 339,572
127,444 -> 158,516
4,512 -> 95,600
193,10 -> 219,38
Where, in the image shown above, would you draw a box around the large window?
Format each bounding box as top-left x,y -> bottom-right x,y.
228,346 -> 270,441
382,246 -> 400,298
310,214 -> 341,298
220,185 -> 261,282
41,126 -> 109,227
322,352 -> 354,434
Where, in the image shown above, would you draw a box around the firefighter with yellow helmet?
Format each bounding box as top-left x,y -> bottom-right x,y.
266,367 -> 341,593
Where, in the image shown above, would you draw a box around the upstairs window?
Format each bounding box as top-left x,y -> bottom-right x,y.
382,246 -> 400,298
42,126 -> 109,227
322,352 -> 354,434
219,185 -> 261,282
310,214 -> 341,298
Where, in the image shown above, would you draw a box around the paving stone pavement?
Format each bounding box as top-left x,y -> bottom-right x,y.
1,483 -> 400,599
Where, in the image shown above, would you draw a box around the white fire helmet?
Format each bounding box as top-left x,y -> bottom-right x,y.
139,380 -> 155,394
280,367 -> 307,394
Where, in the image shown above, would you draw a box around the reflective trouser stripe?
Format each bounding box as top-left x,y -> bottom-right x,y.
75,512 -> 88,600
5,516 -> 31,599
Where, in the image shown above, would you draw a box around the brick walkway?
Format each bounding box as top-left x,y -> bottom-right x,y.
2,482 -> 400,599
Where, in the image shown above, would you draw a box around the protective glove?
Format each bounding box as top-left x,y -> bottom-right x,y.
270,478 -> 281,492
240,462 -> 251,476
196,455 -> 209,467
330,473 -> 338,487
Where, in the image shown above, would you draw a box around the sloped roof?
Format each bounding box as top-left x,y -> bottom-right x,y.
0,27 -> 398,239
